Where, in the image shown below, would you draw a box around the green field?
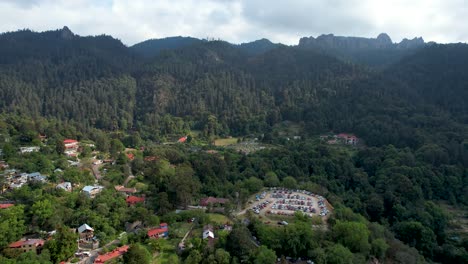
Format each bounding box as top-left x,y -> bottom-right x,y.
208,213 -> 232,224
152,239 -> 180,264
214,137 -> 238,146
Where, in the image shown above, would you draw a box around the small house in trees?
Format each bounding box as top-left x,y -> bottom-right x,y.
9,239 -> 44,254
200,197 -> 228,207
336,133 -> 359,145
78,224 -> 94,241
56,182 -> 72,192
126,195 -> 145,206
82,185 -> 104,198
78,223 -> 99,249
19,146 -> 40,154
178,136 -> 188,143
0,203 -> 14,209
202,225 -> 215,240
147,223 -> 169,239
27,172 -> 46,182
63,139 -> 79,149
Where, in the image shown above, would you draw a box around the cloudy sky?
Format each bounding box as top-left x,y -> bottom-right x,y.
0,0 -> 466,46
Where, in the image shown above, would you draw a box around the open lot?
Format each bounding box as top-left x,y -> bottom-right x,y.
243,188 -> 332,223
214,137 -> 238,146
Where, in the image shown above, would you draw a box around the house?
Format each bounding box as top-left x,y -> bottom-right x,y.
9,239 -> 44,254
126,153 -> 135,161
94,245 -> 129,264
337,133 -> 358,145
200,197 -> 228,207
78,224 -> 94,241
147,223 -> 169,239
178,136 -> 188,143
82,185 -> 104,198
114,185 -> 137,194
78,223 -> 99,249
27,172 -> 46,182
54,168 -> 63,174
19,146 -> 40,154
202,225 -> 215,240
126,196 -> 145,205
63,139 -> 79,149
144,156 -> 158,162
56,182 -> 72,192
0,203 -> 14,209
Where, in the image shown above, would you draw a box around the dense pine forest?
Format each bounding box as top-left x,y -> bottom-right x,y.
0,27 -> 466,264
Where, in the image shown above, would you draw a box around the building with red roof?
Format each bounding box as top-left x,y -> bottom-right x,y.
94,245 -> 129,264
148,223 -> 169,239
63,139 -> 79,149
126,196 -> 145,205
0,203 -> 14,209
336,133 -> 359,145
200,197 -> 228,207
9,239 -> 44,254
178,136 -> 187,143
126,153 -> 135,161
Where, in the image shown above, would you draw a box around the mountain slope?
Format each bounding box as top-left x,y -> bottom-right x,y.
298,33 -> 425,67
130,36 -> 203,58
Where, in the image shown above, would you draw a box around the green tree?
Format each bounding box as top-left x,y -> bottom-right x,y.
227,225 -> 254,262
326,244 -> 354,264
282,176 -> 297,189
0,205 -> 26,248
264,171 -> 280,187
31,199 -> 54,228
251,246 -> 276,264
185,249 -> 202,264
332,221 -> 370,254
214,248 -> 231,264
123,244 -> 151,264
44,225 -> 77,263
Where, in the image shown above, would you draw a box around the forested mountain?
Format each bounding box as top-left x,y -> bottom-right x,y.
0,27 -> 467,263
130,36 -> 203,58
298,33 -> 425,67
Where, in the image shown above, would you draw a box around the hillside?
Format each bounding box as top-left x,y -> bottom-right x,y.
0,27 -> 467,263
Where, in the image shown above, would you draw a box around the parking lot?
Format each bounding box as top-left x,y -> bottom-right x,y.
248,188 -> 331,219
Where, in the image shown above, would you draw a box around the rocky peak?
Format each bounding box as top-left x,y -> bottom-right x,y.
376,33 -> 392,45
60,26 -> 74,40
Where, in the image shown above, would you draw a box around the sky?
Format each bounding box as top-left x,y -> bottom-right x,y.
0,0 -> 466,46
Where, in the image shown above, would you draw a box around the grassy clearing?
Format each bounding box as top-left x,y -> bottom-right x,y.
214,138 -> 238,146
208,213 -> 232,224
152,239 -> 180,264
170,222 -> 192,239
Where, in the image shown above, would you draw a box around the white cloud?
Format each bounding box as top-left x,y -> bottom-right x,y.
0,0 -> 466,45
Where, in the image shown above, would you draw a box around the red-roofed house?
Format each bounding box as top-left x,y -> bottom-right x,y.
94,245 -> 129,264
148,223 -> 169,239
144,156 -> 159,162
9,239 -> 44,254
126,196 -> 145,205
178,136 -> 187,143
200,197 -> 228,207
126,153 -> 135,161
336,133 -> 359,145
63,139 -> 79,149
0,203 -> 14,209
